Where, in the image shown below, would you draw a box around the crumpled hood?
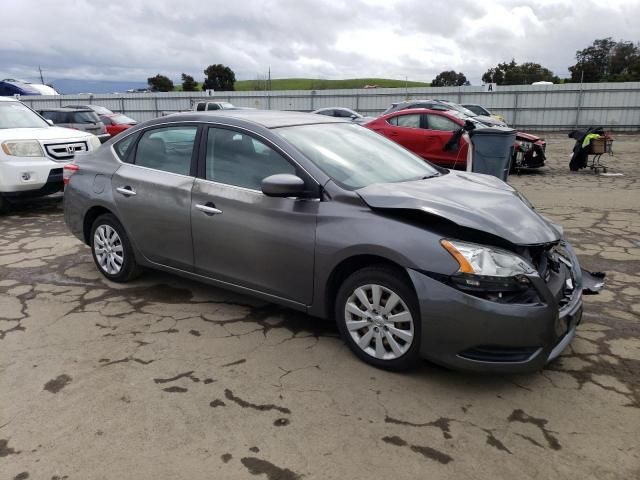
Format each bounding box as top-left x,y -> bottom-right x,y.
357,171 -> 561,246
516,131 -> 543,143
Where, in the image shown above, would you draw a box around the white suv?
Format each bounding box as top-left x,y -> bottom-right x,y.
0,96 -> 101,212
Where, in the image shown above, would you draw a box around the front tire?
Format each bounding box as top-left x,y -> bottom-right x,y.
0,195 -> 10,214
335,266 -> 421,370
90,214 -> 140,282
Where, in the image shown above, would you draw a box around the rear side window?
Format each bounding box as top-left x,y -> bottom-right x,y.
196,103 -> 205,111
205,128 -> 295,190
113,134 -> 137,161
133,126 -> 197,175
426,114 -> 458,131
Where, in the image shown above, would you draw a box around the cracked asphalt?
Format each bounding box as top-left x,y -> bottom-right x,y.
1,133 -> 639,480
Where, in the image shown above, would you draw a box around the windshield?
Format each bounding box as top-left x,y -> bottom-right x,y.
0,102 -> 49,129
276,123 -> 440,190
69,111 -> 100,124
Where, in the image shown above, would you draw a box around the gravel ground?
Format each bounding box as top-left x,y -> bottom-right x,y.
1,133 -> 639,480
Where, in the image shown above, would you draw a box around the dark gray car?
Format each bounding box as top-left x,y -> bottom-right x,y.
39,107 -> 110,143
63,110 -> 584,372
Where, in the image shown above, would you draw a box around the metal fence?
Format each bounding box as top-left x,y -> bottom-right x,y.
18,82 -> 640,131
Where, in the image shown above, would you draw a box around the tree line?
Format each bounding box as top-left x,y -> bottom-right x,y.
433,37 -> 640,86
147,64 -> 236,92
147,37 -> 640,91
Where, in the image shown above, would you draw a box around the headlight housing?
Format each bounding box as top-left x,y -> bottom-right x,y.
441,240 -> 540,303
441,240 -> 536,277
1,140 -> 44,157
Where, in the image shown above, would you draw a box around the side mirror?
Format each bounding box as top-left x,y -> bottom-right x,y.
350,114 -> 358,120
46,119 -> 54,126
261,174 -> 306,198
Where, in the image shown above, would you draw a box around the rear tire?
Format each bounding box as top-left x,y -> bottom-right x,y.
90,213 -> 140,282
335,266 -> 421,371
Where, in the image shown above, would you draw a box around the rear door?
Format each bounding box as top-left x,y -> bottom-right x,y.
422,113 -> 467,167
112,124 -> 200,271
190,126 -> 318,305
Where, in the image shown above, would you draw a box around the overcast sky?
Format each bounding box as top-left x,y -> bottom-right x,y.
1,0 -> 639,85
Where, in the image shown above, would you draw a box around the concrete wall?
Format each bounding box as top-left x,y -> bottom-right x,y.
18,82 -> 640,131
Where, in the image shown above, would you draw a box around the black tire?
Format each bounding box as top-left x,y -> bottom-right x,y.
0,195 -> 10,215
90,213 -> 140,282
335,266 -> 421,371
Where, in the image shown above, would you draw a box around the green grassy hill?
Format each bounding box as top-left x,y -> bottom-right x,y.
175,77 -> 430,92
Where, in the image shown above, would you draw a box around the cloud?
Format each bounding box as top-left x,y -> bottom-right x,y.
1,0 -> 638,85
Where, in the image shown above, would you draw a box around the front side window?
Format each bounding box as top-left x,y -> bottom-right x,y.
133,126 -> 197,175
205,128 -> 295,190
393,113 -> 421,129
426,114 -> 458,131
277,123 -> 440,190
206,103 -> 220,111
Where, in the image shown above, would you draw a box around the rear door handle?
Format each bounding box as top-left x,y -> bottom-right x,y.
195,203 -> 223,215
116,186 -> 136,196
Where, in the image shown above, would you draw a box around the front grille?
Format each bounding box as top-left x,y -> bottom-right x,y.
459,346 -> 540,363
44,141 -> 88,161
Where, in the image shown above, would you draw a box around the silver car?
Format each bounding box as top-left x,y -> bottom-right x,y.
39,107 -> 110,143
64,110 -> 585,372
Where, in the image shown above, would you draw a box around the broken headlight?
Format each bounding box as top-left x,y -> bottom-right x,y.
441,240 -> 540,303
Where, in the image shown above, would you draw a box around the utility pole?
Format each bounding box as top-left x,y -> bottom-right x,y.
38,66 -> 45,84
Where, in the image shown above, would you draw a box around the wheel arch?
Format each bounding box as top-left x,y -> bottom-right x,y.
82,205 -> 115,245
323,254 -> 415,321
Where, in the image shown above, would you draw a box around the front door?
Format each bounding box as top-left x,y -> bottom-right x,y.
112,124 -> 199,271
190,127 -> 318,305
422,113 -> 468,167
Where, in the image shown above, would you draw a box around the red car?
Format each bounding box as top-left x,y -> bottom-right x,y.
99,113 -> 137,137
365,109 -> 546,169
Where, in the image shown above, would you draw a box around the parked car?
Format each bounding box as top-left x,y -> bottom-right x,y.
366,108 -> 546,169
461,103 -> 505,123
193,101 -> 236,111
382,99 -> 507,128
64,104 -> 115,116
64,110 -> 584,372
0,79 -> 41,96
28,84 -> 60,95
99,113 -> 137,137
311,107 -> 375,124
38,108 -> 110,143
0,97 -> 101,212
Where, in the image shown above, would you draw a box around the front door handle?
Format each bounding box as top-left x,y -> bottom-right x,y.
195,203 -> 223,215
116,186 -> 136,197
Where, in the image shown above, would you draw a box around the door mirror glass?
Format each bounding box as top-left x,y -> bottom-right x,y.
261,174 -> 305,197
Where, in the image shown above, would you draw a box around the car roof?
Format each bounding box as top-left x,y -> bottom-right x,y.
39,107 -> 93,112
382,107 -> 458,117
153,110 -> 348,129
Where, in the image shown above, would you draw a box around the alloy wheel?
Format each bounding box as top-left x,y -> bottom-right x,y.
344,284 -> 415,360
93,224 -> 124,275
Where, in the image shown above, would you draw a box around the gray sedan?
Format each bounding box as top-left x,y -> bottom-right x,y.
64,110 -> 584,372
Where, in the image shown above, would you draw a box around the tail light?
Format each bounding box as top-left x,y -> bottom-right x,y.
63,163 -> 79,186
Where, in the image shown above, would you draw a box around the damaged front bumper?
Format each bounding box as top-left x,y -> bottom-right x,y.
408,241 -> 600,373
